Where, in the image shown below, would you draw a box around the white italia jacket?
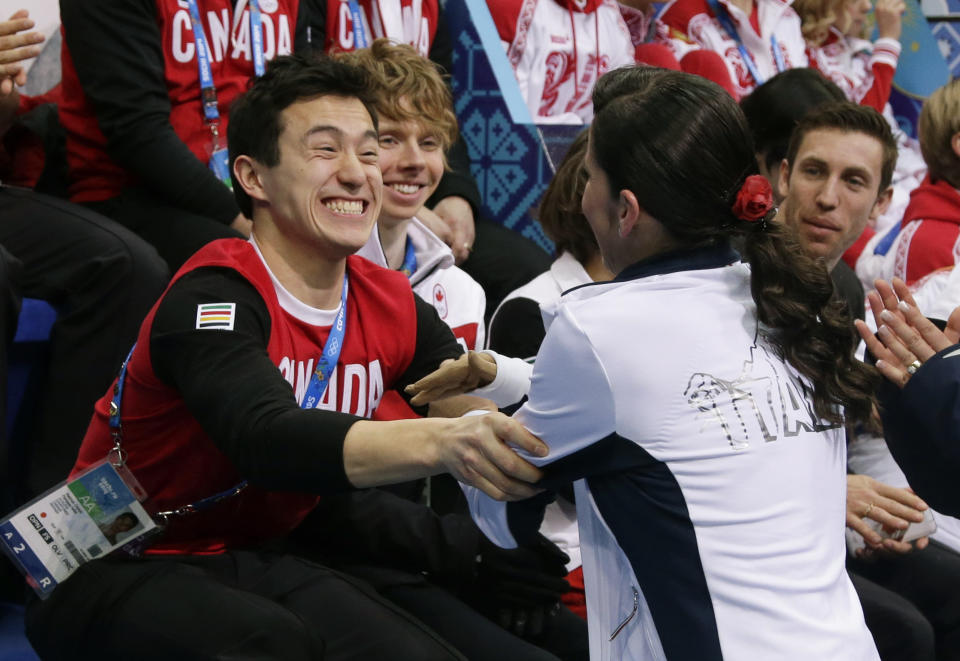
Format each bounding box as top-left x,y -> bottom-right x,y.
467,244 -> 878,660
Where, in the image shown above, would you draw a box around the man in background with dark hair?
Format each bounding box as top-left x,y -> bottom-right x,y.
777,100 -> 960,661
25,54 -> 547,661
739,68 -> 846,201
777,99 -> 894,321
778,101 -> 896,271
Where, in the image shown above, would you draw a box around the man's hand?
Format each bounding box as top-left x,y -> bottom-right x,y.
856,277 -> 960,387
432,196 -> 476,265
343,411 -> 546,499
875,0 -> 905,41
406,351 -> 498,406
439,412 -> 547,501
846,474 -> 928,554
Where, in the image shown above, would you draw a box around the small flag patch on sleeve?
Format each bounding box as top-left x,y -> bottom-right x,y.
196,303 -> 236,330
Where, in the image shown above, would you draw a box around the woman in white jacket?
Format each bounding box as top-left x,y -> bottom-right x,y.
409,67 -> 881,660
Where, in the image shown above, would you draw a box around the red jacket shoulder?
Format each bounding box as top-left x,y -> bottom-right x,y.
905,221 -> 960,284
486,0 -> 526,43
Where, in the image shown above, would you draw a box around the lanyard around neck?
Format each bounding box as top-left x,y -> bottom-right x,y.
186,0 -> 266,127
301,273 -> 350,409
705,0 -> 785,85
399,236 -> 418,278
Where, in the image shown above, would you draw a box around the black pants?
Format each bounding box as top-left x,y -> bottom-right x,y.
0,186 -> 169,497
851,570 -> 936,661
291,490 -> 586,661
333,563 -> 580,661
26,550 -> 468,661
86,188 -> 243,274
850,540 -> 960,661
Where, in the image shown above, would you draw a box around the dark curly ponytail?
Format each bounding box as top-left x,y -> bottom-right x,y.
591,68 -> 878,426
739,220 -> 878,425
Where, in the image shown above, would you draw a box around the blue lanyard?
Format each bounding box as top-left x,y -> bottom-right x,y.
108,346 -> 135,433
399,237 -> 417,278
248,0 -> 266,77
705,0 -> 784,85
347,0 -> 369,48
108,344 -> 250,516
108,272 -> 349,519
301,274 -> 349,409
186,0 -> 219,123
186,0 -> 266,125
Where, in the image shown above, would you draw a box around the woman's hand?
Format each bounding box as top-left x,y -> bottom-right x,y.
846,474 -> 927,554
406,351 -> 498,406
875,0 -> 905,42
856,278 -> 960,388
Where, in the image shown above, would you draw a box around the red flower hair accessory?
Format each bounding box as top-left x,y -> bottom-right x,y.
732,175 -> 774,223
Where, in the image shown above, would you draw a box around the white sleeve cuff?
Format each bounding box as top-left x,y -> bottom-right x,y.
871,38 -> 901,68
470,350 -> 534,407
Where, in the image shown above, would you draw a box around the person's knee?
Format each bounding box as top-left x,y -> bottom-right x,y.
385,638 -> 464,661
26,560 -> 324,661
96,231 -> 169,299
899,612 -> 936,660
871,607 -> 936,661
199,609 -> 324,661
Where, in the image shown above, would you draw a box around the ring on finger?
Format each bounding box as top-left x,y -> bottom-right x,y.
863,502 -> 875,518
906,359 -> 922,375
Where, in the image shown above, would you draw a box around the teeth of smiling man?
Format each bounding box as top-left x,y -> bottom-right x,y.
392,183 -> 420,194
324,199 -> 364,215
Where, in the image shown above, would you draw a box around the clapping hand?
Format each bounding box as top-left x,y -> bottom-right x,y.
0,10 -> 44,97
855,278 -> 960,388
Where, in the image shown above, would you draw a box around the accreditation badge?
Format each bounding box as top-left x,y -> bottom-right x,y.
208,147 -> 233,190
0,459 -> 157,599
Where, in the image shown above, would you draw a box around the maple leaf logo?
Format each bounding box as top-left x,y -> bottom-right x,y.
433,284 -> 448,318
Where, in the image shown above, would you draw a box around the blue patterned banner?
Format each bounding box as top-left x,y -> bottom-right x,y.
445,0 -> 556,252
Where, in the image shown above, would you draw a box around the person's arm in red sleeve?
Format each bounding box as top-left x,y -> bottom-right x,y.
858,0 -> 903,112
60,0 -> 240,224
858,38 -> 900,112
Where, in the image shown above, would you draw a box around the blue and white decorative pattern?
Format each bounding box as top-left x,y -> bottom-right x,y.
931,20 -> 960,74
445,0 -> 556,252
